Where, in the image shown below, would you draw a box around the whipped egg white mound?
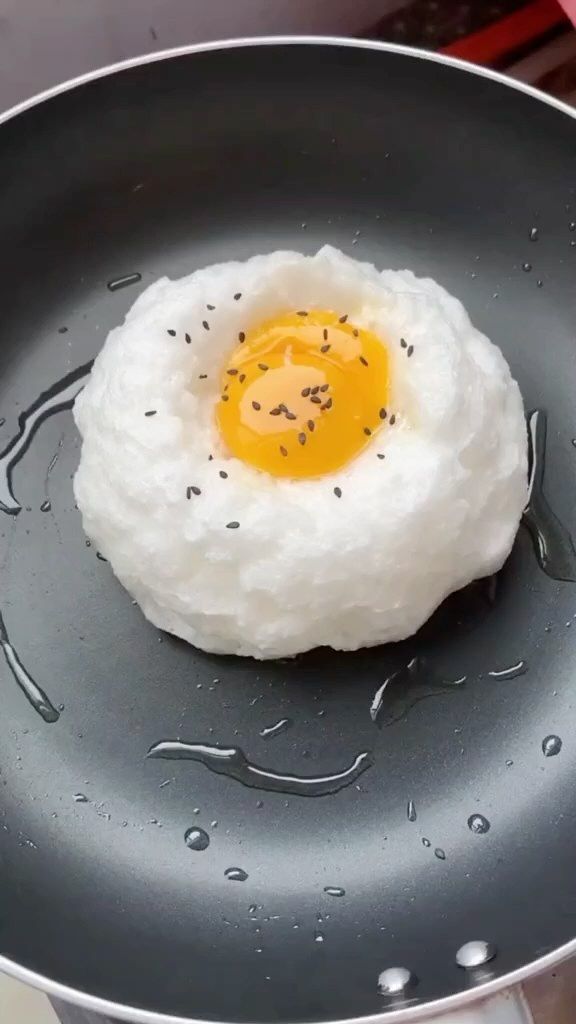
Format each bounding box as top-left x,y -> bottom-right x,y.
74,246 -> 528,659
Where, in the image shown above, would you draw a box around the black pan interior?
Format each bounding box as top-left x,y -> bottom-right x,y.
0,42 -> 576,1023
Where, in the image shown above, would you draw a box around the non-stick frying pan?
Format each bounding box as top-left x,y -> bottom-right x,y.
0,37 -> 575,1024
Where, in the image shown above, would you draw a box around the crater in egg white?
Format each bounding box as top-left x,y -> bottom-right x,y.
73,246 -> 528,659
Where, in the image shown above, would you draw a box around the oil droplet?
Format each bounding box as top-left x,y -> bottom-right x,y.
522,262 -> 532,272
259,718 -> 293,740
378,967 -> 415,996
147,741 -> 372,797
40,499 -> 51,513
570,222 -> 576,232
529,227 -> 539,241
324,886 -> 345,897
488,660 -> 527,681
184,826 -> 210,851
422,838 -> 431,848
523,410 -> 576,582
107,272 -> 142,292
467,814 -> 490,834
407,800 -> 417,822
370,657 -> 465,727
434,848 -> 446,860
314,931 -> 325,943
456,940 -> 496,969
0,611 -> 60,722
225,867 -> 248,882
542,734 -> 562,757
73,793 -> 88,803
505,759 -> 514,767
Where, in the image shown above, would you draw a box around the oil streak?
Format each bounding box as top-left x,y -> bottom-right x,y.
259,717 -> 293,740
0,362 -> 93,516
107,273 -> 142,292
370,657 -> 465,727
0,612 -> 59,722
523,410 -> 576,582
147,741 -> 372,797
487,660 -> 527,681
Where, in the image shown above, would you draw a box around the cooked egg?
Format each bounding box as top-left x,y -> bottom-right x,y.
74,246 -> 528,659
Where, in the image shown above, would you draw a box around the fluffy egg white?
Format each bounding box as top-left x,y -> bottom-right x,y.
73,246 -> 528,659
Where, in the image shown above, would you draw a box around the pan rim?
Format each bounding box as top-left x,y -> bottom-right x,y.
0,33 -> 575,1024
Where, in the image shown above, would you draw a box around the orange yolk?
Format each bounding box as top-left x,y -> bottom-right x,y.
216,310 -> 390,478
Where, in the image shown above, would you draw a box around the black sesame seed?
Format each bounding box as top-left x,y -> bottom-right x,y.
227,368 -> 238,376
377,453 -> 385,460
219,471 -> 228,479
144,410 -> 157,417
239,331 -> 245,342
58,326 -> 68,334
207,304 -> 215,311
308,419 -> 315,431
226,521 -> 240,529
339,314 -> 348,323
323,328 -> 328,341
199,374 -> 208,379
208,454 -> 214,461
389,414 -> 396,426
258,363 -> 269,371
379,408 -> 387,420
407,345 -> 414,357
221,394 -> 229,402
353,329 -> 359,337
297,310 -> 308,317
167,329 -> 176,337
323,398 -> 333,410
186,485 -> 201,499
301,387 -> 311,397
320,384 -> 329,392
239,373 -> 246,383
311,386 -> 320,395
334,487 -> 342,498
278,403 -> 288,412
202,320 -> 210,331
359,356 -> 369,366
270,408 -> 281,416
185,333 -> 191,344
252,401 -> 261,411
286,411 -> 297,421
310,395 -> 322,404
298,432 -> 306,446
364,427 -> 372,436
320,344 -> 330,353
280,446 -> 288,457
234,293 -> 242,301
400,338 -> 407,348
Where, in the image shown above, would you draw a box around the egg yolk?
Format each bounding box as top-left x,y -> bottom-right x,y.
216,310 -> 389,478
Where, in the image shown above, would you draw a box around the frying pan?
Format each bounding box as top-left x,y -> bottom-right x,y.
0,36 -> 575,1024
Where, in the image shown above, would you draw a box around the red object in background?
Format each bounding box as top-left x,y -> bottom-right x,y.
441,0 -> 567,64
558,0 -> 576,24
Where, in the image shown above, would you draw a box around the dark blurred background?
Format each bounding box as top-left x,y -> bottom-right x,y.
0,0 -> 573,111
